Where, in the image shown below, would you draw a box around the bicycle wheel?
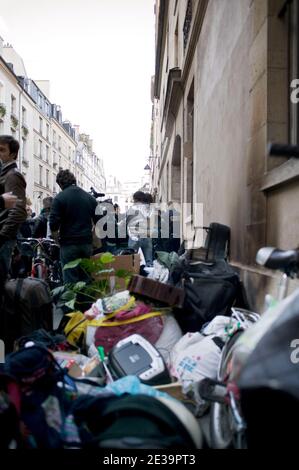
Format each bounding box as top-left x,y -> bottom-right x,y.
210,331 -> 243,449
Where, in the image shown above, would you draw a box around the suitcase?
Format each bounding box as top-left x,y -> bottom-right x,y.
0,277 -> 53,353
128,275 -> 185,308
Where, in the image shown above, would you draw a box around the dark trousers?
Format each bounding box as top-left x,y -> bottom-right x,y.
60,243 -> 93,284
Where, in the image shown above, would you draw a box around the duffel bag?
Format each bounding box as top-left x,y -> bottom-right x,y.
0,277 -> 53,353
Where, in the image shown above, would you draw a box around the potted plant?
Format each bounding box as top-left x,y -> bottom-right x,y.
52,252 -> 131,312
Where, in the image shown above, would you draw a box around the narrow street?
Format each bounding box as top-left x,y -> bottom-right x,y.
0,0 -> 299,459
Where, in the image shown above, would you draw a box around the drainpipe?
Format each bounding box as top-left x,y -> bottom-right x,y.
18,85 -> 24,171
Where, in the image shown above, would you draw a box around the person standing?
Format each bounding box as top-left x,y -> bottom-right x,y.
126,191 -> 154,266
32,196 -> 53,238
0,135 -> 26,278
49,169 -> 98,284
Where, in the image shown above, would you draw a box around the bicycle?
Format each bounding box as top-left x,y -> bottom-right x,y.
18,237 -> 63,289
198,141 -> 299,448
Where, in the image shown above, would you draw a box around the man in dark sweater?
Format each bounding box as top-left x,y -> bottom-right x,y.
0,135 -> 27,278
49,169 -> 98,284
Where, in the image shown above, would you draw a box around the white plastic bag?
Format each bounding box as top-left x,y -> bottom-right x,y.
146,260 -> 169,283
155,314 -> 182,363
169,332 -> 222,392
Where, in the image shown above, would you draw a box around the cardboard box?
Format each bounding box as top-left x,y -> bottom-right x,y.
92,254 -> 140,292
155,382 -> 196,405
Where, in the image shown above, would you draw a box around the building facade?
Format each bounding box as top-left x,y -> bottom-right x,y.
0,41 -> 106,214
152,0 -> 299,310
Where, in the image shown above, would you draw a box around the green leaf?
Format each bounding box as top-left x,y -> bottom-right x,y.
95,268 -> 114,275
100,252 -> 115,264
80,258 -> 96,272
61,290 -> 76,301
65,299 -> 76,310
51,286 -> 65,297
73,281 -> 87,291
63,258 -> 82,270
115,269 -> 130,278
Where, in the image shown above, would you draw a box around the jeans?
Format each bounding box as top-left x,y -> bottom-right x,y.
0,239 -> 16,279
60,243 -> 93,284
128,237 -> 153,265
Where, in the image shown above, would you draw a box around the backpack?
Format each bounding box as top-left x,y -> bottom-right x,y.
172,259 -> 242,333
3,345 -> 74,448
0,277 -> 53,353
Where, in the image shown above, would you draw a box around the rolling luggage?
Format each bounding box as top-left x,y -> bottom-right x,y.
0,277 -> 53,353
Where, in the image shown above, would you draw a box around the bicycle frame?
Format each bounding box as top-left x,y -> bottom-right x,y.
18,238 -> 62,286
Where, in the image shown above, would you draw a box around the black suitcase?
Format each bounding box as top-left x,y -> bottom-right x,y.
0,277 -> 53,353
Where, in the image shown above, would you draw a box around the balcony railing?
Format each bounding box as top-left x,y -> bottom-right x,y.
183,0 -> 193,50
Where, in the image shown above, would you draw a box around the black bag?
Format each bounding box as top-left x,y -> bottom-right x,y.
0,278 -> 53,353
173,259 -> 242,333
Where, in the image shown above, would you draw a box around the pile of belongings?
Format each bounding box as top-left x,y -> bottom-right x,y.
0,343 -> 203,449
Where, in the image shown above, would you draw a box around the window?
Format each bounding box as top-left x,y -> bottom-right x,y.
22,106 -> 26,124
166,23 -> 169,72
46,123 -> 49,141
22,137 -> 26,161
39,165 -> 43,186
53,151 -> 57,166
46,145 -> 49,163
0,81 -> 4,103
186,80 -> 194,216
39,140 -> 42,159
183,0 -> 193,51
261,0 -> 299,191
11,95 -> 16,115
46,169 -> 49,188
38,94 -> 43,109
53,130 -> 56,147
58,136 -> 62,151
39,117 -> 43,135
288,0 -> 299,143
114,195 -> 118,202
175,20 -> 179,67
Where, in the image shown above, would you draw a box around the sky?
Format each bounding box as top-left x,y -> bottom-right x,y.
0,0 -> 155,183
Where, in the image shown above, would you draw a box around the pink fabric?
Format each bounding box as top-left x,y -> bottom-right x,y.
114,303 -> 152,320
94,315 -> 164,353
